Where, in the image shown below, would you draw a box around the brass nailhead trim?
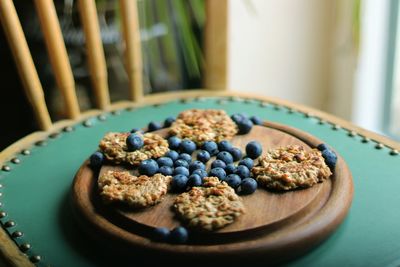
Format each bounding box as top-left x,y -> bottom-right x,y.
273,105 -> 281,110
259,102 -> 269,107
30,255 -> 41,263
63,126 -> 74,132
19,243 -> 31,252
287,108 -> 295,114
348,131 -> 357,137
4,220 -> 15,227
2,165 -> 10,172
11,158 -> 20,164
217,99 -> 227,104
35,140 -> 47,146
111,110 -> 121,115
318,119 -> 326,125
390,149 -> 399,155
98,114 -> 107,121
375,143 -> 384,149
332,124 -> 341,130
83,120 -> 92,127
361,137 -> 370,143
49,132 -> 60,139
21,149 -> 30,155
11,231 -> 23,238
0,211 -> 6,218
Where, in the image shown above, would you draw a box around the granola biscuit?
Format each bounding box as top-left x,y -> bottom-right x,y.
252,145 -> 332,191
173,177 -> 245,231
99,132 -> 169,165
169,109 -> 238,144
98,170 -> 172,208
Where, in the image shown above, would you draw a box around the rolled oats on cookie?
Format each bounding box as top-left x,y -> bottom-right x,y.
169,109 -> 238,144
98,170 -> 172,208
99,132 -> 169,165
252,145 -> 332,191
173,177 -> 245,231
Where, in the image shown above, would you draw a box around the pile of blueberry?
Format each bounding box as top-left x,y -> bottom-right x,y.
88,113 -> 267,244
317,143 -> 337,170
152,226 -> 188,244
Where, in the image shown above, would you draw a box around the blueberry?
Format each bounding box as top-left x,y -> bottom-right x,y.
197,150 -> 211,163
322,149 -> 337,170
240,178 -> 257,194
158,166 -> 173,176
168,136 -> 181,150
139,159 -> 159,176
211,159 -> 227,169
317,143 -> 329,151
164,116 -> 175,127
192,169 -> 208,178
189,160 -> 206,172
173,166 -> 190,177
148,121 -> 162,132
239,157 -> 254,169
230,147 -> 243,161
130,128 -> 141,133
180,139 -> 197,154
217,151 -> 234,164
174,159 -> 189,168
250,115 -> 263,125
178,153 -> 192,163
201,141 -> 219,156
126,133 -> 144,151
172,174 -> 188,192
218,140 -> 233,152
152,227 -> 170,242
225,163 -> 236,175
235,165 -> 250,179
246,141 -> 262,159
237,118 -> 253,134
89,151 -> 104,168
165,150 -> 179,161
231,113 -> 247,124
209,167 -> 226,180
187,174 -> 203,187
225,174 -> 242,189
169,226 -> 189,244
157,157 -> 174,167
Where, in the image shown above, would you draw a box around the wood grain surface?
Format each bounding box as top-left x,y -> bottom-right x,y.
71,121 -> 353,263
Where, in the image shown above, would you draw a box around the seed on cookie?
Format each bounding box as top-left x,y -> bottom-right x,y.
169,109 -> 238,145
173,177 -> 245,231
99,132 -> 169,166
98,170 -> 172,208
252,145 -> 332,191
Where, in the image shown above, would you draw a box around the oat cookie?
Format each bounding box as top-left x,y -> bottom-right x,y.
252,145 -> 332,191
99,132 -> 169,165
98,170 -> 172,208
173,177 -> 245,231
169,109 -> 238,144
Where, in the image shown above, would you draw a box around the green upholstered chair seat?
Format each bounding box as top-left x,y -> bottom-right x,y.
1,96 -> 400,267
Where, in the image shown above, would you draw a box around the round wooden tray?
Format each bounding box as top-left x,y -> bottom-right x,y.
71,121 -> 353,263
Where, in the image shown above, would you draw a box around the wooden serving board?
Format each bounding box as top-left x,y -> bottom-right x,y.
71,121 -> 353,263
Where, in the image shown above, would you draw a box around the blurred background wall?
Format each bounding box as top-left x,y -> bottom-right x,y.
1,0 -> 399,150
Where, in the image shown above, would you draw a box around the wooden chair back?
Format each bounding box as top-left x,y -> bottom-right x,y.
0,0 -> 228,131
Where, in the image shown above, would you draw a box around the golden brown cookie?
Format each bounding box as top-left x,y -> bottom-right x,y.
173,177 -> 245,231
98,170 -> 172,208
252,145 -> 332,191
99,132 -> 169,165
169,109 -> 238,144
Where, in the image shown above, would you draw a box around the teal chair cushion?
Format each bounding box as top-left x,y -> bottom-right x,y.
1,97 -> 400,267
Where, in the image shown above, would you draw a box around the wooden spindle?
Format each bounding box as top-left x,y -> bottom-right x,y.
204,0 -> 228,90
78,0 -> 110,109
34,0 -> 80,119
0,0 -> 52,131
119,0 -> 143,102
